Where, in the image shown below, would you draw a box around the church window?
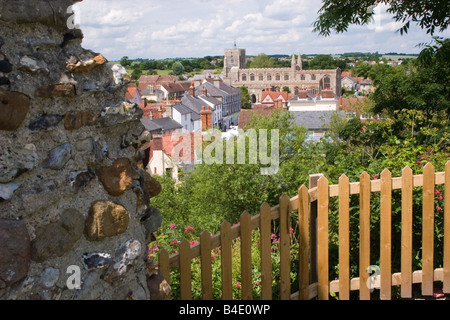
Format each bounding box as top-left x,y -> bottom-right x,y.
250,74 -> 255,81
284,74 -> 289,80
310,87 -> 317,95
259,74 -> 264,81
276,74 -> 280,81
267,74 -> 272,81
242,74 -> 247,81
301,75 -> 305,80
294,87 -> 299,95
311,74 -> 316,80
323,76 -> 331,89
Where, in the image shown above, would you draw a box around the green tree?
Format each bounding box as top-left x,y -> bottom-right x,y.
172,61 -> 185,75
239,86 -> 252,109
119,56 -> 132,67
248,54 -> 277,68
309,54 -> 336,69
313,0 -> 450,36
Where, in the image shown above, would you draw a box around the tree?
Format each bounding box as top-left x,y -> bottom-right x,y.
239,86 -> 252,109
309,54 -> 336,69
248,54 -> 277,68
313,0 -> 450,36
119,56 -> 132,67
282,86 -> 291,93
172,61 -> 185,75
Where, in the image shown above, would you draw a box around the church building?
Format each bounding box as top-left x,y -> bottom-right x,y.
223,45 -> 342,103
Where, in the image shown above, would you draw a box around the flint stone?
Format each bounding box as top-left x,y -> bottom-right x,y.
103,239 -> 142,282
64,110 -> 97,130
0,77 -> 10,86
111,64 -> 130,86
96,158 -> 134,196
85,201 -> 129,241
66,54 -> 108,73
0,89 -> 30,131
30,209 -> 84,262
42,143 -> 72,170
147,271 -> 171,300
141,207 -> 162,236
0,182 -> 19,200
35,84 -> 75,98
28,114 -> 63,131
68,169 -> 95,192
0,60 -> 12,73
19,56 -> 49,74
0,219 -> 31,286
82,253 -> 112,270
39,267 -> 60,288
0,144 -> 38,183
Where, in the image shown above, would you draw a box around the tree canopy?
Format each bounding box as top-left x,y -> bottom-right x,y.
313,0 -> 450,36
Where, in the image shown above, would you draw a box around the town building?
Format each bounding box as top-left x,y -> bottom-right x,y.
223,45 -> 341,103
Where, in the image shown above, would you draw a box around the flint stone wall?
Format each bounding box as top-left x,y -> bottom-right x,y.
0,0 -> 166,300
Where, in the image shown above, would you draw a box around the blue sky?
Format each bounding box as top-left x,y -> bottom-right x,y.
75,0 -> 450,60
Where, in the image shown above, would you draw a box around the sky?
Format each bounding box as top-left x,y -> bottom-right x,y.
74,0 -> 450,61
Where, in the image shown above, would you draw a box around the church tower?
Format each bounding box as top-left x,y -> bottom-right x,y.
297,52 -> 303,70
223,44 -> 246,84
291,53 -> 296,70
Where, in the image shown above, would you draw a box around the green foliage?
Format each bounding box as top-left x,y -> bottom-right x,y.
172,62 -> 185,75
314,0 -> 450,37
248,54 -> 277,68
239,86 -> 252,109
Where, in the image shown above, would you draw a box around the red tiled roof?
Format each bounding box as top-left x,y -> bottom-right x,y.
238,107 -> 277,129
125,83 -> 137,100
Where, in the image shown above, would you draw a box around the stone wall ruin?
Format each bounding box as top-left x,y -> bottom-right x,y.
0,0 -> 167,300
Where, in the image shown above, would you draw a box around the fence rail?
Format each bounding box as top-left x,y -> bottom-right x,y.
158,162 -> 450,300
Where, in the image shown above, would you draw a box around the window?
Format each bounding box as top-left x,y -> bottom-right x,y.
242,74 -> 247,81
310,87 -> 317,95
250,73 -> 255,81
311,74 -> 316,80
259,74 -> 264,81
267,74 -> 272,81
284,74 -> 289,80
276,74 -> 280,81
301,74 -> 305,80
323,76 -> 331,89
294,87 -> 299,95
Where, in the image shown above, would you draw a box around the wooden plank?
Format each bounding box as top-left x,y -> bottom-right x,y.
260,202 -> 273,300
401,166 -> 413,298
279,193 -> 291,300
359,172 -> 371,300
298,185 -> 310,300
317,176 -> 329,300
445,161 -> 450,293
240,211 -> 253,300
422,163 -> 435,296
329,268 -> 445,293
200,230 -> 213,300
338,174 -> 350,300
179,239 -> 192,300
309,174 -> 322,284
220,221 -> 233,300
380,169 -> 392,300
158,249 -> 171,300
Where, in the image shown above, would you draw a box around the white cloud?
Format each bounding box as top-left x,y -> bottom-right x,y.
76,0 -> 450,60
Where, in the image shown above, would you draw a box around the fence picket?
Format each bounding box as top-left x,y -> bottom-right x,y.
298,185 -> 310,300
401,166 -> 413,298
179,239 -> 192,300
220,221 -> 233,300
280,193 -> 291,300
240,211 -> 253,300
444,161 -> 450,293
380,169 -> 392,300
260,202 -> 273,300
317,176 -> 329,300
422,163 -> 435,296
339,175 -> 350,300
201,230 -> 213,300
359,172 -> 371,300
158,249 -> 170,300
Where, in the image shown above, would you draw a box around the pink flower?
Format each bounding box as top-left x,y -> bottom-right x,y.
170,224 -> 176,230
235,283 -> 241,288
170,239 -> 178,245
185,226 -> 196,233
190,240 -> 198,246
437,206 -> 443,211
289,228 -> 294,234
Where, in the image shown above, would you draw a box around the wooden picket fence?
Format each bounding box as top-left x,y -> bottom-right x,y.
158,162 -> 450,300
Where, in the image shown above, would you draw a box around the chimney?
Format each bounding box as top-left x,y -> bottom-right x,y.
202,86 -> 207,96
189,81 -> 195,97
152,134 -> 163,151
213,76 -> 220,88
200,106 -> 213,131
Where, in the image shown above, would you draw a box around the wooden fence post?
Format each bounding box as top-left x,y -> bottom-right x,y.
309,174 -> 323,285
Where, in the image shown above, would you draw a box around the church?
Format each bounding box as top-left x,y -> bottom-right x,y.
222,45 -> 342,103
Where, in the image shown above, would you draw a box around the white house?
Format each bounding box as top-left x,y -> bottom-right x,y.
172,104 -> 193,132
